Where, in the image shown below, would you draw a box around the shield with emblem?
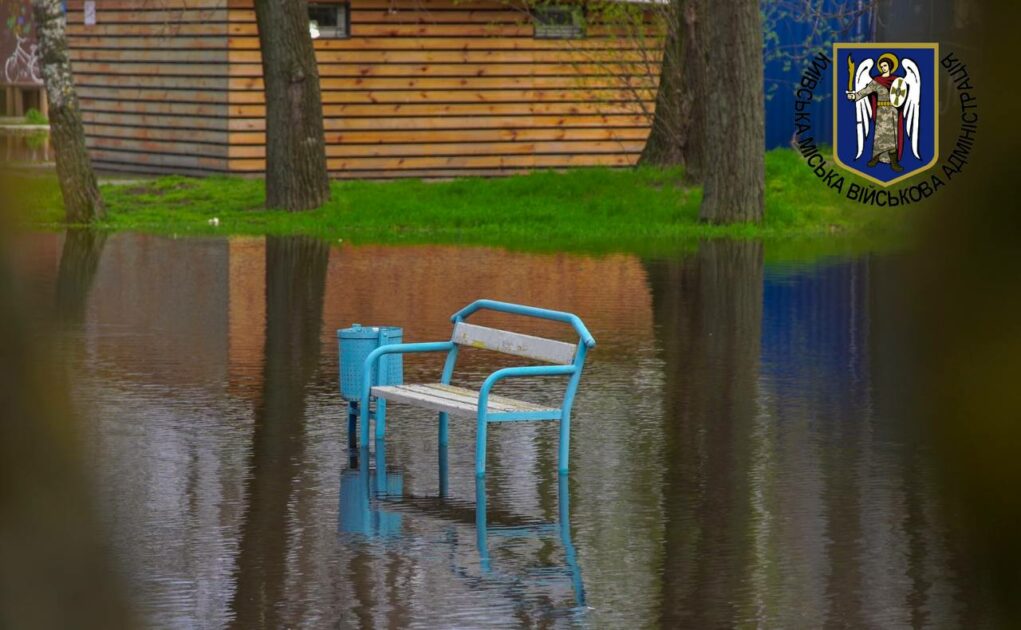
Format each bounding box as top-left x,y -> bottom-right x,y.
889,77 -> 908,107
833,42 -> 939,187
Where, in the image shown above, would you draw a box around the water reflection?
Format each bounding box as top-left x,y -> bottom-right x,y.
646,243 -> 968,627
339,446 -> 405,539
0,128 -> 51,165
647,240 -> 764,628
340,440 -> 586,621
474,473 -> 586,613
230,236 -> 329,628
56,228 -> 106,324
11,232 -> 990,627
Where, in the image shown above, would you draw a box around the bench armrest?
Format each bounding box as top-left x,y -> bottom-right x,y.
362,341 -> 456,400
478,364 -> 577,409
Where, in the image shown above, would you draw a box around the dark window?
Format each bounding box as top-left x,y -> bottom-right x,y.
308,2 -> 349,39
534,6 -> 585,39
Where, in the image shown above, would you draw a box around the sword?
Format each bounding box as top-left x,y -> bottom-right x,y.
848,54 -> 866,158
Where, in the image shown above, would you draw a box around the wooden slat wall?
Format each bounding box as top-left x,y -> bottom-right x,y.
67,0 -> 229,175
64,0 -> 662,178
228,0 -> 663,178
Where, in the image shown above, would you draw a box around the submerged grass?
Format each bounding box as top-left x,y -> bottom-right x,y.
14,149 -> 912,256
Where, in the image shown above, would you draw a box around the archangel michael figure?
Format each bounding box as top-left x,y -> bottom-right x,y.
845,52 -> 922,172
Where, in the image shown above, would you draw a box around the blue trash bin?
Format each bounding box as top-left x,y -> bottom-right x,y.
337,324 -> 403,402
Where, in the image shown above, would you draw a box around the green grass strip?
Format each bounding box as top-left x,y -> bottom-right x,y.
12,148 -> 914,257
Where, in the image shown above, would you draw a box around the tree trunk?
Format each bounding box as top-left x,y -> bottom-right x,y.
253,0 -> 330,211
639,0 -> 705,180
697,0 -> 764,224
32,0 -> 105,224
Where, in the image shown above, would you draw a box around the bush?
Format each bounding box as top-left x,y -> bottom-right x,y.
24,108 -> 48,125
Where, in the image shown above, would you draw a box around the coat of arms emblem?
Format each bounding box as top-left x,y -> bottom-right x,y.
833,43 -> 939,187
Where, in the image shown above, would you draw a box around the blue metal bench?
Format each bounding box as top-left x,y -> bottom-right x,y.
359,299 -> 596,476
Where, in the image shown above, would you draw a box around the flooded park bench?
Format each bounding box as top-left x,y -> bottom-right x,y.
357,299 -> 596,476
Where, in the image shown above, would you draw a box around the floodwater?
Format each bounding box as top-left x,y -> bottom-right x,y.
0,127 -> 51,165
12,232 -> 991,628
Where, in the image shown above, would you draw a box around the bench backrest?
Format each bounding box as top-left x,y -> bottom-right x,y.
451,322 -> 577,365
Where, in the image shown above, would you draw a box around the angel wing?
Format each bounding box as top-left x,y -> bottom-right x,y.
901,58 -> 922,160
853,58 -> 874,159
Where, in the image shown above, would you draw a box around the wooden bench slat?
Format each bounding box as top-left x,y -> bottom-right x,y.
372,383 -> 558,418
374,385 -> 477,416
451,322 -> 576,365
396,383 -> 503,412
401,383 -> 533,413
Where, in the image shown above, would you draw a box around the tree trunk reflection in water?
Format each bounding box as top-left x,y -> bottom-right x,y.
647,240 -> 764,627
230,236 -> 329,628
55,229 -> 107,324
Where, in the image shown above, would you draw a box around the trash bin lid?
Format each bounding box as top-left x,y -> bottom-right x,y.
337,324 -> 402,339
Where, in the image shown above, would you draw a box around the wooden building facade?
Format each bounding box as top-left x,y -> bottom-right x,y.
65,0 -> 662,178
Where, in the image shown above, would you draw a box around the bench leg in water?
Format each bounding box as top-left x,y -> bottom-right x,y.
358,400 -> 380,448
558,413 -> 571,474
438,411 -> 449,447
476,478 -> 491,572
475,411 -> 488,477
374,437 -> 388,494
473,414 -> 571,476
374,398 -> 387,440
439,444 -> 449,498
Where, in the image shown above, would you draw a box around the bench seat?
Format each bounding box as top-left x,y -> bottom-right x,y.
372,383 -> 560,419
